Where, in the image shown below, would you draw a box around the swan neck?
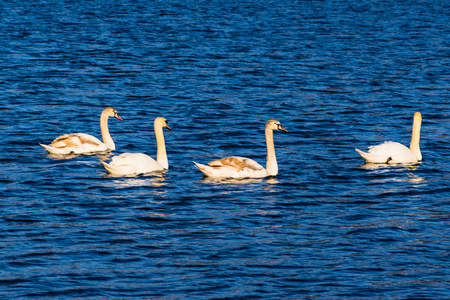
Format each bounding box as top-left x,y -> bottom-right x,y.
155,124 -> 168,169
265,128 -> 277,176
410,114 -> 422,161
100,111 -> 115,150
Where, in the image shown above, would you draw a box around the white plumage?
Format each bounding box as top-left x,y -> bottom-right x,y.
102,153 -> 165,175
102,117 -> 171,176
40,107 -> 123,155
194,120 -> 288,179
355,112 -> 422,164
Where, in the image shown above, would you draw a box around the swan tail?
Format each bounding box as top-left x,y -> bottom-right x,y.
101,161 -> 119,174
40,143 -> 52,152
40,143 -> 62,154
193,162 -> 209,175
355,148 -> 375,163
193,161 -> 205,170
355,148 -> 391,164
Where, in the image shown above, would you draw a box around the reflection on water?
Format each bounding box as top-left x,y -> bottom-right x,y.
3,0 -> 449,298
105,174 -> 167,189
371,174 -> 426,186
44,151 -> 115,160
401,174 -> 425,185
358,162 -> 426,186
199,177 -> 264,185
359,162 -> 422,171
97,153 -> 116,162
44,152 -> 83,160
198,176 -> 280,186
265,177 -> 280,185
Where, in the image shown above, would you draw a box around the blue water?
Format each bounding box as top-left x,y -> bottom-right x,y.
1,1 -> 450,298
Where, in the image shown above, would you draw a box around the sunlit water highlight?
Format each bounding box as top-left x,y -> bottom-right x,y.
1,1 -> 450,298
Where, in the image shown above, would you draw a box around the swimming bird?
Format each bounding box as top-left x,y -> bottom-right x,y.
194,120 -> 288,179
40,107 -> 123,155
101,117 -> 171,175
355,112 -> 422,164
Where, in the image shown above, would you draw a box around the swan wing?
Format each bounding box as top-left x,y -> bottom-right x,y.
103,153 -> 164,175
208,156 -> 264,170
42,133 -> 107,154
52,133 -> 102,147
195,156 -> 267,178
356,141 -> 418,164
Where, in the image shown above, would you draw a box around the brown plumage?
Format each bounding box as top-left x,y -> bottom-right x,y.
208,157 -> 263,171
193,120 -> 288,179
51,134 -> 101,148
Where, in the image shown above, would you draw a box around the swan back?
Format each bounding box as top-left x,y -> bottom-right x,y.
356,142 -> 417,164
41,133 -> 107,154
194,157 -> 267,178
102,153 -> 164,175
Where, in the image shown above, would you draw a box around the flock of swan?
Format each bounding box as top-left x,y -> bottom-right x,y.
40,107 -> 422,179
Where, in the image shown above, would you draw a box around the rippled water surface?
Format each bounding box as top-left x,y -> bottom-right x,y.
1,1 -> 450,298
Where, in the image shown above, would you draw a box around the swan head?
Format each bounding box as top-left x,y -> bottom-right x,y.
266,120 -> 288,132
103,107 -> 123,121
414,112 -> 422,122
155,117 -> 171,130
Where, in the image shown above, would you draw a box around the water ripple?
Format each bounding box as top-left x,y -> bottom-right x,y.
1,0 -> 450,298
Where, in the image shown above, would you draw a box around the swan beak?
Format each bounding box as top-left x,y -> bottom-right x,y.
165,124 -> 172,130
115,114 -> 123,121
279,125 -> 288,133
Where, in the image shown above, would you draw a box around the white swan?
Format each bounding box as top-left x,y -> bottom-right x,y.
40,107 -> 123,155
101,117 -> 171,175
355,112 -> 422,164
194,120 -> 288,179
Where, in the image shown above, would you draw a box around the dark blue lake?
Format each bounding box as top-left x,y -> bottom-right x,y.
1,1 -> 450,298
